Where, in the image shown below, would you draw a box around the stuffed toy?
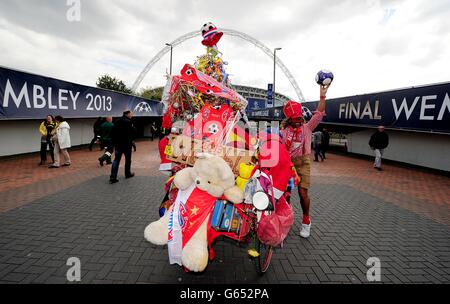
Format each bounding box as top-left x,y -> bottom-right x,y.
144,153 -> 243,272
172,134 -> 192,158
235,162 -> 256,190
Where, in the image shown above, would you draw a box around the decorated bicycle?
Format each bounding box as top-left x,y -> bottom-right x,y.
144,23 -> 297,274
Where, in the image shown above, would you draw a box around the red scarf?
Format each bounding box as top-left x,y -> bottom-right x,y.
285,125 -> 303,153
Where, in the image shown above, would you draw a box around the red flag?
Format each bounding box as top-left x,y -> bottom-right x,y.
180,187 -> 217,247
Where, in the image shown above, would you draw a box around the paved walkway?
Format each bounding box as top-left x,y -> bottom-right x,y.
0,140 -> 449,283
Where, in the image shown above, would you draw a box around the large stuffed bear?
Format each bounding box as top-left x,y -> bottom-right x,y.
144,153 -> 243,272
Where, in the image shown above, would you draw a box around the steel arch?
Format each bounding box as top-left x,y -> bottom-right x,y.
131,29 -> 305,102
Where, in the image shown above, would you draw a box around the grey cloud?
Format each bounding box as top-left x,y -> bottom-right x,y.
0,0 -> 120,44
0,0 -> 448,100
374,34 -> 412,56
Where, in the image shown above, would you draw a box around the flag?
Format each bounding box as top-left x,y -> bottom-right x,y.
167,184 -> 217,267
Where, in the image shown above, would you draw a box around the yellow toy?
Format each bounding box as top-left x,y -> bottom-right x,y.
235,162 -> 256,190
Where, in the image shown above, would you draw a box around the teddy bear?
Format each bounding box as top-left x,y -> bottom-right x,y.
172,134 -> 192,158
144,152 -> 243,272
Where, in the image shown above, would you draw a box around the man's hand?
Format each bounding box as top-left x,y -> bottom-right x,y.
317,85 -> 330,112
320,85 -> 329,99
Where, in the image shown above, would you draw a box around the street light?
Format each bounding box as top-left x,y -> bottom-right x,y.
165,43 -> 173,75
273,47 -> 282,107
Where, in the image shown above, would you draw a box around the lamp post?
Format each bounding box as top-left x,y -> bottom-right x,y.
165,43 -> 173,75
273,47 -> 282,107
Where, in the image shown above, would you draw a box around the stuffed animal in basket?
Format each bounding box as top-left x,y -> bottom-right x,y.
144,153 -> 243,272
172,134 -> 192,157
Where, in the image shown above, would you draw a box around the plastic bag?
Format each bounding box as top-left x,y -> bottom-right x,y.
256,195 -> 294,247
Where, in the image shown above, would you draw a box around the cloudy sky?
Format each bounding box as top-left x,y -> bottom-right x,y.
0,0 -> 449,101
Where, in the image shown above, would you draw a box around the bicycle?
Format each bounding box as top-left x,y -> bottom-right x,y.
209,174 -> 293,275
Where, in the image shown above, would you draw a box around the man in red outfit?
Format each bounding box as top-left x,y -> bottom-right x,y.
280,85 -> 329,238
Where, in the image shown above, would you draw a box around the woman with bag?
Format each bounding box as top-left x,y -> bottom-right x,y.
49,116 -> 71,168
38,115 -> 56,166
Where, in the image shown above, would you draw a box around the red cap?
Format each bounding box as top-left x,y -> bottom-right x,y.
283,100 -> 303,119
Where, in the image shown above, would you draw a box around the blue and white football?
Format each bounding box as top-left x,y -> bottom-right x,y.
315,69 -> 334,86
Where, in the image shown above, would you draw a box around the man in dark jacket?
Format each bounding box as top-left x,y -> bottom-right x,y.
98,117 -> 114,166
369,126 -> 389,171
321,128 -> 330,159
89,117 -> 104,151
109,110 -> 137,183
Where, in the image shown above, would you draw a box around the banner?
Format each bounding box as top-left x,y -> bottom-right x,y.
0,66 -> 164,120
249,82 -> 450,134
267,83 -> 273,108
249,106 -> 283,120
246,98 -> 266,113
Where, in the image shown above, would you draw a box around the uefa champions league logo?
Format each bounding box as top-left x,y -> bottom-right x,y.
302,106 -> 313,122
134,101 -> 153,113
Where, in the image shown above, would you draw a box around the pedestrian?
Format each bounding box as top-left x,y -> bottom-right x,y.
312,130 -> 324,162
49,116 -> 71,168
280,119 -> 288,130
89,117 -> 104,151
280,84 -> 329,238
150,121 -> 158,141
158,124 -> 166,140
38,115 -> 56,166
321,127 -> 330,159
109,110 -> 137,183
369,126 -> 389,171
98,116 -> 114,166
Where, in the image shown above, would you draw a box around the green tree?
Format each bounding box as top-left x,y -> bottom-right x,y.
96,74 -> 132,94
139,86 -> 164,101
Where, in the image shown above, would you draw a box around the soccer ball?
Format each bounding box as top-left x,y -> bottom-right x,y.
201,22 -> 216,36
207,123 -> 220,135
315,69 -> 334,86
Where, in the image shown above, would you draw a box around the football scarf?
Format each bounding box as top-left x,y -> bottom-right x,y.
167,184 -> 217,266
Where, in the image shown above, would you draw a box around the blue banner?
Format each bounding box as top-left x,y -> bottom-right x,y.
267,83 -> 273,107
0,66 -> 164,120
246,98 -> 266,113
249,82 -> 450,134
249,107 -> 283,120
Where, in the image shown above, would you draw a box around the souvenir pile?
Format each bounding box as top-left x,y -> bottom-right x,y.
144,22 -> 296,273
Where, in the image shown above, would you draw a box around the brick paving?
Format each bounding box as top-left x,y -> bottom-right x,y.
0,140 -> 449,284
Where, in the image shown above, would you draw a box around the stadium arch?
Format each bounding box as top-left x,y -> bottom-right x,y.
131,29 -> 305,103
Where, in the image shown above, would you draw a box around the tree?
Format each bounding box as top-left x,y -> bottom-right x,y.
96,74 -> 132,94
139,86 -> 164,101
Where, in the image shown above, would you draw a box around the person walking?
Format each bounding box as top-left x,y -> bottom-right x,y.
280,84 -> 329,238
109,110 -> 137,183
89,117 -> 104,151
49,116 -> 71,168
98,116 -> 114,166
38,115 -> 56,166
312,130 -> 324,162
150,121 -> 158,141
321,127 -> 330,159
369,126 -> 389,171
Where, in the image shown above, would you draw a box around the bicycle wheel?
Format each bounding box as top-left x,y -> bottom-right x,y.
255,237 -> 273,275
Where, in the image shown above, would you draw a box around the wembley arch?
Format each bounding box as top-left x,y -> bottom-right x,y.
131,29 -> 306,102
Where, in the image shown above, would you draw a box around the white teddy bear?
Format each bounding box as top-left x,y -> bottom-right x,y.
144,153 -> 243,272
